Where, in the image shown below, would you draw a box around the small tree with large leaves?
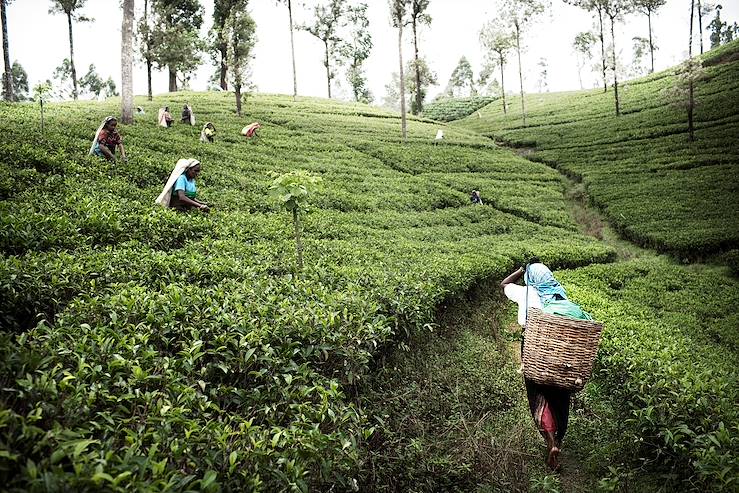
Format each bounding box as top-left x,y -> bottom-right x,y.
269,170 -> 322,273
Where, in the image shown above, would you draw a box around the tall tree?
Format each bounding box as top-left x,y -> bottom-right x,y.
224,5 -> 256,116
150,0 -> 203,92
481,20 -> 513,113
565,0 -> 608,92
301,0 -> 347,99
707,4 -> 723,49
604,0 -> 631,116
446,56 -> 475,96
4,60 -> 27,100
408,0 -> 430,114
138,0 -> 154,100
689,0 -> 695,57
630,36 -> 650,76
665,57 -> 705,141
341,3 -> 373,103
536,57 -> 548,93
632,0 -> 665,73
573,31 -> 596,89
49,0 -> 90,101
276,0 -> 298,101
502,0 -> 547,125
390,0 -> 409,142
212,0 -> 242,90
1,0 -> 13,101
52,58 -> 75,99
406,58 -> 436,113
121,0 -> 134,124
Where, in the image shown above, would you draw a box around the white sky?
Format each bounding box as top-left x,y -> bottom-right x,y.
4,0 -> 739,103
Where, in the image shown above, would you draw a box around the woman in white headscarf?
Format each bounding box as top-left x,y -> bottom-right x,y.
181,104 -> 195,125
200,122 -> 216,143
158,107 -> 174,127
89,116 -> 126,162
155,158 -> 210,212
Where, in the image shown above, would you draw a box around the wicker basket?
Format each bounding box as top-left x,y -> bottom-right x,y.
522,308 -> 603,392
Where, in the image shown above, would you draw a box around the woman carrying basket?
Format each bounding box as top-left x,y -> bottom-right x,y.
500,257 -> 592,471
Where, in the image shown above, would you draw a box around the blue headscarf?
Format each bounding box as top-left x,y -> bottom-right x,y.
525,263 -> 568,304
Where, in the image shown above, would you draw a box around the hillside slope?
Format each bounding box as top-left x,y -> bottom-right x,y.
0,93 -> 612,491
455,40 -> 739,260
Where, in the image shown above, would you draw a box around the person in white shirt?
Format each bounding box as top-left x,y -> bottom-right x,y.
500,257 -> 569,471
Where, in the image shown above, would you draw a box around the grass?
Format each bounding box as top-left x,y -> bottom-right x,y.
454,40 -> 739,261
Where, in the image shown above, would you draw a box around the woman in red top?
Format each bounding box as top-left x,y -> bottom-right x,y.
89,116 -> 126,162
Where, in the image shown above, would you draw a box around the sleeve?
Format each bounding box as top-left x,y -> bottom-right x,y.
174,175 -> 187,192
504,284 -> 523,303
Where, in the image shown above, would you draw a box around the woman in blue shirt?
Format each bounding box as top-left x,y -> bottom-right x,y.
170,162 -> 209,212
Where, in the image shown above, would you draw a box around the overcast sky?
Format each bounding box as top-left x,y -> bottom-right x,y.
5,0 -> 738,103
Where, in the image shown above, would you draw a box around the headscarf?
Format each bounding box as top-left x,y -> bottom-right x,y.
158,108 -> 169,127
241,122 -> 261,138
155,158 -> 201,207
525,262 -> 568,304
89,116 -> 116,155
200,122 -> 215,143
186,105 -> 195,125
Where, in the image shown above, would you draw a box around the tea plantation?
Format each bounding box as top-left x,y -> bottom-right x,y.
0,93 -> 613,491
455,40 -> 739,261
422,96 -> 498,123
1,75 -> 738,490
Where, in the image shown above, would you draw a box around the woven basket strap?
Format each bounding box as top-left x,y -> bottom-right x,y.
524,265 -> 529,330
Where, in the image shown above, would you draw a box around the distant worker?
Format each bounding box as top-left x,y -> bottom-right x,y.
435,129 -> 444,142
158,106 -> 174,127
181,104 -> 195,125
241,122 -> 261,139
136,106 -> 145,115
470,190 -> 483,205
89,116 -> 126,162
200,122 -> 216,143
155,158 -> 210,212
500,257 -> 592,471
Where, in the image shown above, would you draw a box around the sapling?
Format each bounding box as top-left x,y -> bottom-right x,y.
32,81 -> 52,137
663,57 -> 707,141
268,170 -> 322,272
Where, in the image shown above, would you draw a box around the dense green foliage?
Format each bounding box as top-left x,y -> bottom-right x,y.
561,259 -> 739,490
0,93 -> 612,491
422,96 -> 498,122
456,41 -> 739,259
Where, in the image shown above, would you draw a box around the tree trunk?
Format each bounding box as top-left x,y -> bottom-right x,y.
235,83 -> 242,116
288,0 -> 297,101
324,40 -> 331,99
219,46 -> 228,90
515,23 -> 526,126
292,208 -> 303,272
499,57 -> 507,115
697,0 -> 704,54
67,12 -> 78,100
1,0 -> 12,101
688,79 -> 694,141
146,59 -> 152,100
688,0 -> 695,58
610,15 -> 620,116
648,10 -> 655,73
597,8 -> 607,92
144,0 -> 152,100
168,68 -> 177,92
121,0 -> 134,124
398,22 -> 407,142
412,16 -> 422,115
577,58 -> 583,89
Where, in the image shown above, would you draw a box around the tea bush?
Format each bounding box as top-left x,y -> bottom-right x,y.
423,96 -> 498,122
456,40 -> 739,259
559,259 -> 739,490
0,93 -> 613,490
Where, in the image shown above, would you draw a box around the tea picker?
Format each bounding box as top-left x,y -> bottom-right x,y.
500,258 -> 603,471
